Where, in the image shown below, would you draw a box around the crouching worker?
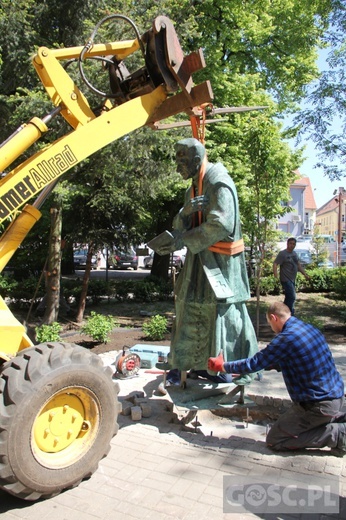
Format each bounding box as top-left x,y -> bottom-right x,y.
208,302 -> 346,454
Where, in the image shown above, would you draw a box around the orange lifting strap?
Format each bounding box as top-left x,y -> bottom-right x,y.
189,106 -> 244,256
189,104 -> 208,145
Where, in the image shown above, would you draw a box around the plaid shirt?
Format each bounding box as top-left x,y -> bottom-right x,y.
224,316 -> 344,402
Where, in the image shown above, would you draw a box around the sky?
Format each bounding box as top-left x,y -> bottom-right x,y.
283,49 -> 344,210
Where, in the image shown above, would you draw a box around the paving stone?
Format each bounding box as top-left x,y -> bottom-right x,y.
131,405 -> 142,421
120,400 -> 132,416
1,343 -> 345,520
140,402 -> 152,417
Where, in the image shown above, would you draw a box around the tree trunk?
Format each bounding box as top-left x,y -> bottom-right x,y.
151,253 -> 171,280
151,200 -> 180,281
75,246 -> 94,323
43,207 -> 62,324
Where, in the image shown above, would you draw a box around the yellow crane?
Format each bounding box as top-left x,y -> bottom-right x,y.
0,13 -> 213,500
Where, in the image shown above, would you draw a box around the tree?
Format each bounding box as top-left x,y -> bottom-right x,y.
294,0 -> 346,180
0,0 -> 108,319
240,112 -> 302,334
311,234 -> 329,265
0,0 -> 338,312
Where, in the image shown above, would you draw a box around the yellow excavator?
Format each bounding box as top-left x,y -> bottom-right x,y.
0,13 -> 213,500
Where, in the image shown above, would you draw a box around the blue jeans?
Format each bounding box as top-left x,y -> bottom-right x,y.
281,280 -> 296,315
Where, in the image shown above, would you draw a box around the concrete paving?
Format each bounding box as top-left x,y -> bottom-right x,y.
1,342 -> 346,519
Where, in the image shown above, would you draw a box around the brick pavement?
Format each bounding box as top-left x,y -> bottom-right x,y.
0,344 -> 346,519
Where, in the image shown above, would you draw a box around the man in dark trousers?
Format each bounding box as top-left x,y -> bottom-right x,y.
273,237 -> 310,315
208,302 -> 346,454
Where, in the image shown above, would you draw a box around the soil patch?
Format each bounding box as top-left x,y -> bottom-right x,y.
55,292 -> 345,354
62,327 -> 171,355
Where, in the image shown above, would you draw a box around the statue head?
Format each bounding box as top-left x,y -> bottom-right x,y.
175,138 -> 206,180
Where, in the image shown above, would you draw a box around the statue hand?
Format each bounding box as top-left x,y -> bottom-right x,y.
180,196 -> 207,218
156,230 -> 184,255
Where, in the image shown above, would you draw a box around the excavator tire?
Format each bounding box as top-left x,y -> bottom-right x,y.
0,342 -> 121,501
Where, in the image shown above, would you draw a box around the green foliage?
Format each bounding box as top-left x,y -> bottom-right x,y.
0,274 -> 18,297
132,276 -> 173,302
61,278 -> 117,304
310,234 -> 329,265
250,275 -> 281,296
331,268 -> 346,300
35,322 -> 62,343
61,277 -> 173,304
114,280 -> 135,301
81,311 -> 116,343
142,314 -> 168,341
132,279 -> 158,302
295,2 -> 346,179
250,268 -> 337,296
298,268 -> 334,293
61,278 -> 83,302
87,280 -> 113,304
9,276 -> 45,305
0,0 -> 337,288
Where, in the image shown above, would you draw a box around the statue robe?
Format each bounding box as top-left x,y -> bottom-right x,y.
168,162 -> 258,383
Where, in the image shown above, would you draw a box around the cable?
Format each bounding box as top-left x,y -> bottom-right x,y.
78,14 -> 145,98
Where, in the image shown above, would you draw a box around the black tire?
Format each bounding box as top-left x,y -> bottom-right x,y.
0,342 -> 121,501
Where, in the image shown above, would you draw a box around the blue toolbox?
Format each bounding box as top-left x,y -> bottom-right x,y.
129,344 -> 170,367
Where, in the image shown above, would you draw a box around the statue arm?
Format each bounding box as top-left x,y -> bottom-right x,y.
182,186 -> 236,254
151,184 -> 236,256
173,209 -> 192,232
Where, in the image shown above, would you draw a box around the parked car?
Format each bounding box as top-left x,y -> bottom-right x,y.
109,247 -> 138,270
73,250 -> 96,269
318,260 -> 334,269
295,249 -> 312,265
143,249 -> 186,270
143,252 -> 154,269
296,235 -> 313,243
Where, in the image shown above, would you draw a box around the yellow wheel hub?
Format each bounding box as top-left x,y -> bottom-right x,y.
32,387 -> 100,468
34,393 -> 85,452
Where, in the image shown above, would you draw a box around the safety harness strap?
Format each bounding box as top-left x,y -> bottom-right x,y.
191,156 -> 244,256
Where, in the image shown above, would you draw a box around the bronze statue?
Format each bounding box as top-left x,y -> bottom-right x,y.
149,138 -> 258,383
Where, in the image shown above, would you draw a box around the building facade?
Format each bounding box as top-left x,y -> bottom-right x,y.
315,187 -> 346,240
277,172 -> 317,236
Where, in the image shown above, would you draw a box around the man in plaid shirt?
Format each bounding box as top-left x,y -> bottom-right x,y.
208,301 -> 346,453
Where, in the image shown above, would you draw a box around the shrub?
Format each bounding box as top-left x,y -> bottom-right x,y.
88,279 -> 112,304
35,322 -> 62,343
10,275 -> 45,304
331,267 -> 346,300
61,278 -> 83,302
142,314 -> 168,340
0,274 -> 18,298
249,275 -> 281,296
249,269 -> 335,296
81,311 -> 116,343
132,279 -> 157,302
115,280 -> 135,301
299,268 -> 333,293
